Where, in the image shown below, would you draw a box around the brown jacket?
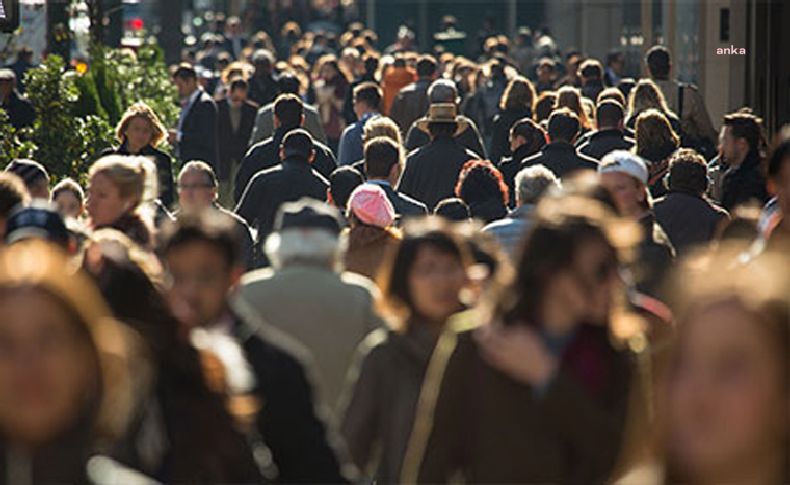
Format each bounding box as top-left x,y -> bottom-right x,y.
344,225 -> 402,282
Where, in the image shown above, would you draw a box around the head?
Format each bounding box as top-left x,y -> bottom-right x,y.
434,197 -> 471,221
115,102 -> 168,151
628,79 -> 671,118
537,59 -> 556,83
534,91 -> 557,122
160,210 -> 245,329
645,45 -> 671,80
363,116 -> 403,148
597,87 -> 627,107
510,117 -> 548,154
635,109 -> 680,160
768,131 -> 790,216
172,63 -> 199,98
662,254 -> 789,483
598,150 -> 650,218
455,160 -> 509,208
500,76 -> 536,113
579,59 -> 604,85
353,81 -> 382,117
5,159 -> 50,200
0,173 -> 29,244
364,136 -> 402,185
177,161 -> 218,211
227,77 -> 249,107
663,148 -> 708,196
87,156 -> 155,228
277,72 -> 301,95
514,164 -> 561,207
273,93 -> 305,131
0,69 -> 16,98
596,100 -> 625,131
720,111 -> 763,166
415,55 -> 438,80
328,166 -> 364,211
606,50 -> 625,75
347,184 -> 396,229
555,86 -> 590,129
51,178 -> 85,219
427,79 -> 460,106
252,49 -> 274,77
0,241 -> 139,448
378,219 -> 470,325
547,108 -> 581,144
279,129 -> 315,164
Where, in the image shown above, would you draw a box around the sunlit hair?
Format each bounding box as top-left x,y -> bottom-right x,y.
89,155 -> 158,211
628,79 -> 672,120
51,177 -> 85,205
0,240 -> 149,442
115,102 -> 168,148
220,61 -> 255,84
534,91 -> 557,122
555,86 -> 592,130
635,109 -> 680,159
455,159 -> 509,207
363,116 -> 404,163
265,228 -> 348,272
500,76 -> 536,112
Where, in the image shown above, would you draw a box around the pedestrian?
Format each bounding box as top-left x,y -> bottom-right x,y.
328,165 -> 365,216
534,90 -> 557,124
0,172 -> 28,244
350,115 -> 405,176
634,109 -> 680,198
6,46 -> 36,93
579,59 -> 605,103
169,63 -> 219,171
625,79 -> 682,138
103,102 -> 176,209
247,49 -> 279,107
483,164 -> 561,259
344,183 -> 402,281
489,76 -> 536,165
51,178 -> 85,220
763,132 -> 790,249
455,159 -> 509,223
216,77 -> 258,207
343,53 -> 380,125
554,86 -> 593,133
604,50 -> 625,87
381,55 -> 416,116
398,103 -> 480,210
238,199 -> 384,413
160,210 -> 352,483
341,220 -> 471,483
363,136 -> 427,219
715,111 -> 769,211
389,55 -> 437,134
498,118 -> 548,206
313,55 -> 351,153
577,100 -> 634,160
433,198 -> 472,222
521,108 -> 598,178
338,82 -> 382,165
0,68 -> 34,130
4,158 -> 50,200
653,149 -> 729,254
534,58 -> 557,94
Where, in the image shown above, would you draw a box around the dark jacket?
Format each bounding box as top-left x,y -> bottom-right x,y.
398,136 -> 480,210
102,142 -> 176,209
720,150 -> 768,211
178,89 -> 219,169
235,157 -> 329,242
404,115 -> 486,159
231,301 -> 351,483
1,90 -> 35,129
577,129 -> 635,160
467,197 -> 508,224
498,143 -> 541,208
521,142 -> 599,179
404,314 -> 633,484
489,107 -> 532,165
653,191 -> 729,255
99,212 -> 154,250
235,127 -> 337,203
375,182 -> 429,219
635,212 -> 676,298
389,78 -> 432,134
248,74 -> 279,107
217,99 -> 258,181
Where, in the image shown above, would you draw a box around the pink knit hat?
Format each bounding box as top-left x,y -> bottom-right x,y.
348,184 -> 395,228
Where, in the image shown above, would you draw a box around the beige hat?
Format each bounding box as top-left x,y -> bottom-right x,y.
415,103 -> 468,136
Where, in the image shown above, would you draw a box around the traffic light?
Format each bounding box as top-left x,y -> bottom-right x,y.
0,0 -> 20,33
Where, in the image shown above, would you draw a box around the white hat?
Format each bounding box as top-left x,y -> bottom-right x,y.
598,150 -> 649,185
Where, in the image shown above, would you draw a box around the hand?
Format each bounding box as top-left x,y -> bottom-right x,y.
474,321 -> 558,388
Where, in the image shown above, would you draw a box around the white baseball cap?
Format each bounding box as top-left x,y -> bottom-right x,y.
598,150 -> 649,185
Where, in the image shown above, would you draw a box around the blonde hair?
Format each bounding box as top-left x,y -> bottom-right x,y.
628,79 -> 671,119
555,86 -> 591,130
115,102 -> 168,148
364,116 -> 404,161
89,155 -> 158,211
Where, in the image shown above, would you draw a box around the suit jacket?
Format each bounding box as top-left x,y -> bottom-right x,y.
249,101 -> 328,146
520,142 -> 599,179
388,79 -> 432,134
178,90 -> 219,169
404,115 -> 487,159
217,99 -> 258,181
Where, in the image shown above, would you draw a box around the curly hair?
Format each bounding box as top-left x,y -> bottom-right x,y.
115,102 -> 168,148
455,159 -> 509,207
500,76 -> 536,112
634,109 -> 680,163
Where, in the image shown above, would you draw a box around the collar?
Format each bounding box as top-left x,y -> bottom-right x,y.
510,203 -> 536,219
367,179 -> 391,188
182,88 -> 202,108
545,141 -> 575,151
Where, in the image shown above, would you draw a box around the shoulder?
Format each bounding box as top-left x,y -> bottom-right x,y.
340,271 -> 380,298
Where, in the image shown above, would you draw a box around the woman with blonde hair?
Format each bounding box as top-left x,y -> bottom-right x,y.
555,86 -> 593,132
86,155 -> 158,249
349,116 -> 405,176
626,79 -> 682,137
101,102 -> 175,208
490,77 -> 536,164
634,109 -> 681,197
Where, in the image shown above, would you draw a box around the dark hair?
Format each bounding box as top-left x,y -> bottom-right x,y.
173,63 -> 198,80
179,160 -> 218,188
645,45 -> 671,79
547,108 -> 580,143
434,197 -> 471,221
353,81 -> 382,111
667,148 -> 708,194
723,111 -> 763,153
364,137 -> 400,178
160,210 -> 242,268
5,158 -> 50,190
363,53 -> 380,76
428,122 -> 458,138
768,132 -> 790,180
596,100 -> 625,128
274,93 -> 304,130
606,49 -> 624,66
500,77 -> 536,112
455,160 -> 509,207
0,173 -> 28,219
415,55 -> 438,78
579,59 -> 603,80
534,92 -> 557,122
228,77 -> 248,92
510,118 -> 548,155
329,166 -> 364,210
277,73 -> 301,94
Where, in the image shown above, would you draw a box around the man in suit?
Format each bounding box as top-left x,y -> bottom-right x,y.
521,108 -> 598,179
217,78 -> 258,207
389,55 -> 436,134
221,16 -> 247,60
364,136 -> 427,220
169,63 -> 219,170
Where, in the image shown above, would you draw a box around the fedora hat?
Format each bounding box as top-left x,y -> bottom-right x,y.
415,103 -> 468,136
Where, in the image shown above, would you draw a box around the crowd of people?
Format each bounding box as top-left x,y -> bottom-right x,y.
0,11 -> 788,485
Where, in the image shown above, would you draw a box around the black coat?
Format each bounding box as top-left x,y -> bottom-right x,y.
234,127 -> 337,203
404,116 -> 486,159
1,90 -> 35,129
489,107 -> 532,165
720,150 -> 768,211
636,212 -> 676,298
235,157 -> 329,242
248,74 -> 280,107
498,143 -> 541,208
377,182 -> 429,219
102,143 -> 176,209
178,90 -> 219,169
398,136 -> 480,210
217,99 -> 258,181
653,191 -> 728,255
521,142 -> 599,179
577,129 -> 635,160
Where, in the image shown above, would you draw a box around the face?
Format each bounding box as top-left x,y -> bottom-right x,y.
320,63 -> 338,80
177,170 -> 217,211
667,300 -> 787,481
124,117 -> 154,151
54,190 -> 83,218
86,173 -> 129,228
718,126 -> 747,165
537,65 -> 553,81
408,244 -> 467,323
611,55 -> 625,74
229,87 -> 248,107
0,290 -> 96,446
165,242 -> 237,330
600,172 -> 645,218
174,76 -> 197,98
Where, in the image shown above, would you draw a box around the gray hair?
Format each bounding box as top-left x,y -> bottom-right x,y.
265,227 -> 348,271
428,79 -> 459,104
515,164 -> 561,205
